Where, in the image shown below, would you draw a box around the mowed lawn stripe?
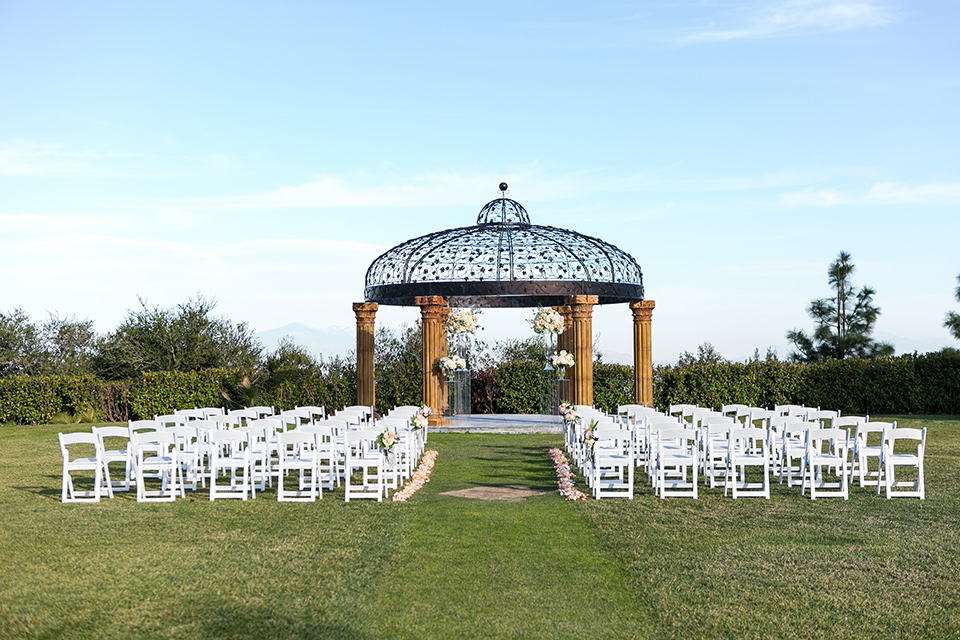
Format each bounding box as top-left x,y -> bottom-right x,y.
375,433 -> 653,640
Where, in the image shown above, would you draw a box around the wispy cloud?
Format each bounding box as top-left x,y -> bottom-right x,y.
189,165 -> 824,211
677,1 -> 895,45
780,182 -> 960,206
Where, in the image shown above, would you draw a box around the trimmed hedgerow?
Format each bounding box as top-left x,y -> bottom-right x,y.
1,351 -> 958,426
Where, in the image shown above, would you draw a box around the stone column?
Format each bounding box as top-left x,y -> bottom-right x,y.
566,295 -> 598,407
440,305 -> 452,416
416,295 -> 450,426
556,305 -> 573,404
631,300 -> 656,406
353,302 -> 378,410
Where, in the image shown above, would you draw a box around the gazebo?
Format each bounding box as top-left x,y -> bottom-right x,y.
353,184 -> 655,425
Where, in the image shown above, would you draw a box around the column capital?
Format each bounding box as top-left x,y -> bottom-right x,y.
415,295 -> 448,308
564,295 -> 599,306
630,299 -> 655,322
353,301 -> 378,323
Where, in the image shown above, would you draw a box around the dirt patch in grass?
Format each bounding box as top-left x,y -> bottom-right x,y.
440,486 -> 547,501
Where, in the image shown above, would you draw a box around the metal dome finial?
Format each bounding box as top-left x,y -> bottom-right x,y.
477,184 -> 529,225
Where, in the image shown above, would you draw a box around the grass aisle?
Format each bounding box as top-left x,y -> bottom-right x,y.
375,433 -> 652,640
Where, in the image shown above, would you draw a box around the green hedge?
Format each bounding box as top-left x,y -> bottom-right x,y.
2,351 -> 958,426
654,351 -> 960,415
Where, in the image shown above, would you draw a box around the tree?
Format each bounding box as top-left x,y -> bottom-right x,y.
0,308 -> 44,375
786,251 -> 894,362
678,342 -> 726,366
263,336 -> 322,376
40,313 -> 97,375
94,295 -> 262,379
945,273 -> 960,341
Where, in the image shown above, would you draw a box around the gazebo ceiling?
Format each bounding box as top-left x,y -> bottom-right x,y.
363,184 -> 645,308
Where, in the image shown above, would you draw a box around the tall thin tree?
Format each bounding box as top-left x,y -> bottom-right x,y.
786,251 -> 893,362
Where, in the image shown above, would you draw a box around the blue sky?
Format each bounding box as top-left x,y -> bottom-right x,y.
2,0 -> 958,364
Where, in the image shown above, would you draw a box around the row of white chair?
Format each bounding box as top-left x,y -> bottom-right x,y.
58,405 -> 426,504
561,403 -> 925,500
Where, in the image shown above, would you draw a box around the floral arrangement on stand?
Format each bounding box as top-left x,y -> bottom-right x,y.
550,350 -> 575,374
392,450 -> 439,502
447,309 -> 479,335
439,354 -> 466,372
549,448 -> 589,501
531,307 -> 565,335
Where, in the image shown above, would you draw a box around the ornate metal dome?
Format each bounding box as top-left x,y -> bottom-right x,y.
364,184 -> 644,308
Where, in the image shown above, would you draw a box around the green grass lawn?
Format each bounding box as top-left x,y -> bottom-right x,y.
1,417 -> 958,639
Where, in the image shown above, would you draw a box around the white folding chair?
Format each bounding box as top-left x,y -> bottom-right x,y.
654,428 -> 698,499
591,426 -> 635,499
93,426 -> 132,493
877,427 -> 925,499
801,427 -> 850,500
849,419 -> 887,487
208,430 -> 254,501
701,422 -> 733,488
725,427 -> 770,499
131,431 -> 182,502
344,429 -> 386,502
166,424 -> 202,491
298,424 -> 339,490
59,431 -> 109,503
276,430 -> 321,502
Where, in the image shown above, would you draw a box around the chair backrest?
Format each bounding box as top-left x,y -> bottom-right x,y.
376,417 -> 409,431
747,408 -> 777,429
882,427 -> 925,454
174,408 -> 206,421
834,416 -> 866,430
166,425 -> 200,451
656,428 -> 697,453
296,405 -> 327,421
59,431 -> 101,460
250,417 -> 285,437
729,427 -> 768,451
247,405 -> 275,418
207,429 -> 249,455
129,419 -> 164,434
279,408 -> 314,427
94,426 -> 130,449
227,408 -> 259,426
154,414 -> 184,429
806,427 -> 850,454
721,404 -> 752,421
805,409 -> 840,427
668,404 -> 697,421
131,430 -> 176,459
200,407 -> 226,420
277,429 -> 317,455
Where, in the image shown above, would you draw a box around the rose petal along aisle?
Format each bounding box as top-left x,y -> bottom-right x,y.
549,448 -> 589,501
392,450 -> 439,502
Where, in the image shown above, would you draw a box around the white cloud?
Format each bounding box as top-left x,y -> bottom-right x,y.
780,182 -> 960,206
678,1 -> 895,45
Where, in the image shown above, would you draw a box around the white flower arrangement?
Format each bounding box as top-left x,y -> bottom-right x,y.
551,350 -> 575,369
447,309 -> 479,335
531,307 -> 565,335
439,354 -> 467,372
